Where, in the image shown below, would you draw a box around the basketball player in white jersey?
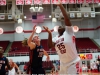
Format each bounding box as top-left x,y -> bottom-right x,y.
8,59 -> 20,75
43,2 -> 80,74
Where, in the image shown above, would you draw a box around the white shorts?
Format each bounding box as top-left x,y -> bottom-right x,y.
59,57 -> 80,74
59,63 -> 77,74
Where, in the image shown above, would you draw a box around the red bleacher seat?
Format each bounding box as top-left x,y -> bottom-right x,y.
9,41 -> 29,55
0,41 -> 9,52
76,38 -> 99,52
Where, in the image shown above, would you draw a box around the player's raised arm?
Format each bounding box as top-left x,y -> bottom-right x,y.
57,2 -> 71,26
43,50 -> 50,61
27,25 -> 36,50
14,63 -> 20,72
43,26 -> 55,48
6,58 -> 11,70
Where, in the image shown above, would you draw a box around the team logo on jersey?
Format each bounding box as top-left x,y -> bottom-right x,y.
37,49 -> 44,57
0,60 -> 5,64
56,38 -> 64,43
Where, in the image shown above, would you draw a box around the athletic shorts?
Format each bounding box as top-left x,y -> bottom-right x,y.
0,72 -> 6,75
31,67 -> 45,74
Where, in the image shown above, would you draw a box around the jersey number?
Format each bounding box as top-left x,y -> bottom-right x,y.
0,64 -> 2,69
57,43 -> 66,54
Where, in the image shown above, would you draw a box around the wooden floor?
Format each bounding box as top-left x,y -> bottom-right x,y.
47,72 -> 100,75
79,72 -> 100,75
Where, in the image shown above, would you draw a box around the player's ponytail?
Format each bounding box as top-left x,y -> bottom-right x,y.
22,38 -> 28,46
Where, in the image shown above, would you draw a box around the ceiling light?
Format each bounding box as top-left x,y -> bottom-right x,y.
24,16 -> 26,19
49,15 -> 51,18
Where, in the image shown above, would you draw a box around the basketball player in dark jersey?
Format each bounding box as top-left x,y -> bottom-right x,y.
23,25 -> 50,74
0,47 -> 11,75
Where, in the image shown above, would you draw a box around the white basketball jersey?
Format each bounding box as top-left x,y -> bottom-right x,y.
8,67 -> 16,75
52,26 -> 80,64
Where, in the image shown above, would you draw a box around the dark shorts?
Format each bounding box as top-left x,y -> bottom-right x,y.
31,67 -> 45,74
0,72 -> 6,75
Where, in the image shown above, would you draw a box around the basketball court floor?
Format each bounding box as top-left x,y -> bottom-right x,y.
47,72 -> 100,75
79,72 -> 100,75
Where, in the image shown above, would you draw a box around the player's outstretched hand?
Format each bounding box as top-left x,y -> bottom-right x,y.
33,25 -> 37,33
43,26 -> 51,33
55,1 -> 61,6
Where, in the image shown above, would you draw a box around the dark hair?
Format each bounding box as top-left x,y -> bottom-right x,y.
22,38 -> 28,46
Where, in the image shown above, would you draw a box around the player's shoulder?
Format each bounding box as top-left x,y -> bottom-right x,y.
2,56 -> 7,61
53,35 -> 59,39
2,56 -> 6,59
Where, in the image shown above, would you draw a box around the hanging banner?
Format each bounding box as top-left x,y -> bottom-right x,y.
86,54 -> 92,59
84,13 -> 89,17
76,62 -> 80,74
32,15 -> 45,23
94,0 -> 100,3
0,0 -> 6,5
34,0 -> 41,4
77,13 -> 82,18
0,15 -> 5,20
52,0 -> 59,4
42,0 -> 50,4
69,0 -> 76,4
60,0 -> 68,4
91,13 -> 95,17
25,0 -> 33,5
70,13 -> 75,18
79,54 -> 86,59
86,0 -> 93,3
8,15 -> 13,19
52,0 -> 69,4
77,0 -> 84,4
79,54 -> 92,60
16,0 -> 24,5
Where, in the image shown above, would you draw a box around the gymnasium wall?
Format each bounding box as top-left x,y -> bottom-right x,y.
7,53 -> 100,62
0,16 -> 100,41
94,39 -> 100,46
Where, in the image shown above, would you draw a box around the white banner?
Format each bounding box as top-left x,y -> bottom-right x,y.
84,13 -> 89,17
70,13 -> 75,18
77,13 -> 82,18
0,15 -> 5,20
8,15 -> 13,19
91,13 -> 95,17
15,15 -> 20,19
